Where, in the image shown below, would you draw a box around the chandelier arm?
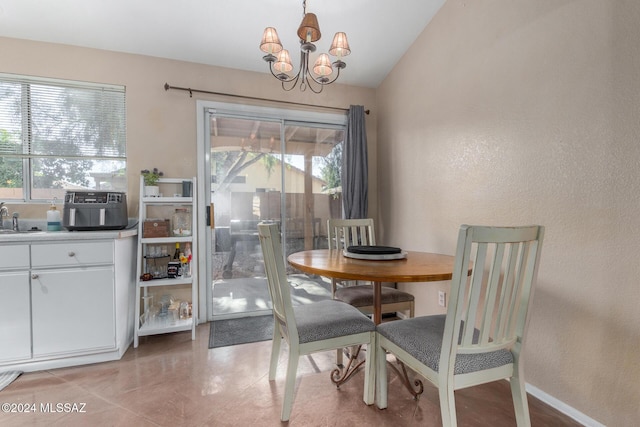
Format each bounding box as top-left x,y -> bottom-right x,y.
299,49 -> 311,92
306,66 -> 341,87
267,62 -> 299,84
281,72 -> 302,91
281,49 -> 307,90
304,77 -> 323,93
302,64 -> 342,95
302,73 -> 326,93
300,49 -> 309,77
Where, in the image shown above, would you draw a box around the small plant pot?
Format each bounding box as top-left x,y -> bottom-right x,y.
144,185 -> 160,197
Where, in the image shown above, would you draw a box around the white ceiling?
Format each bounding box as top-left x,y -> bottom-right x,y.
0,0 -> 445,88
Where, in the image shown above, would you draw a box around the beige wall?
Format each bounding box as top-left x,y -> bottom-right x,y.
0,37 -> 377,222
376,1 -> 639,425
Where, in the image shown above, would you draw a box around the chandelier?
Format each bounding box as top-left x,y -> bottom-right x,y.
259,1 -> 351,93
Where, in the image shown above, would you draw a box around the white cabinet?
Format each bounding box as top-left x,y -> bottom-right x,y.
0,244 -> 31,363
31,267 -> 115,357
0,270 -> 31,363
134,177 -> 198,347
0,233 -> 136,373
30,240 -> 117,357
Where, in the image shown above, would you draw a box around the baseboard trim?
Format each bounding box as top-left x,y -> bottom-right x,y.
526,383 -> 605,427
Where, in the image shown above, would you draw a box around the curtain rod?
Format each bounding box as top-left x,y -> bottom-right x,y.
163,83 -> 369,115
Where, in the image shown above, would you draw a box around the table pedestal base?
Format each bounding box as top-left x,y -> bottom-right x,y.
331,346 -> 365,387
329,347 -> 425,401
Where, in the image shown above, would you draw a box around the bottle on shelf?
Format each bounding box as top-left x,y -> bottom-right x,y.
183,243 -> 192,278
173,242 -> 181,259
179,252 -> 185,277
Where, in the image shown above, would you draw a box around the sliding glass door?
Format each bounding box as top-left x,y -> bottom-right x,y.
199,102 -> 346,321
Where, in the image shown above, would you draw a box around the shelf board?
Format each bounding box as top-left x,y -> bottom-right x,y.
138,277 -> 192,287
155,178 -> 193,185
138,317 -> 193,336
140,236 -> 193,244
141,196 -> 193,204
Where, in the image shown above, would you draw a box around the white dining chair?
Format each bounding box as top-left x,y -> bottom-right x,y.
376,225 -> 545,426
327,218 -> 415,318
327,218 -> 415,365
257,222 -> 376,422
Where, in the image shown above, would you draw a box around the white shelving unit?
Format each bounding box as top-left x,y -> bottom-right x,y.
134,177 -> 198,347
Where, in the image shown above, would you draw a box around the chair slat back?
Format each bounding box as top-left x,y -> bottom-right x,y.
443,225 -> 544,363
258,223 -> 298,341
327,218 -> 376,249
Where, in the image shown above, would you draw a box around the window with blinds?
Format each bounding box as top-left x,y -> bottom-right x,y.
0,73 -> 126,201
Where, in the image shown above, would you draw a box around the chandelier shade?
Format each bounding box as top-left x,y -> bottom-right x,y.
329,32 -> 351,58
313,54 -> 333,77
297,13 -> 321,42
260,1 -> 350,93
274,50 -> 293,74
260,27 -> 283,54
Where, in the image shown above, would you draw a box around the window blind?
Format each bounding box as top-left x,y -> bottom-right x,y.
0,73 -> 126,159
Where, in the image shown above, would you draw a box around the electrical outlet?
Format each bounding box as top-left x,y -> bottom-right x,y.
438,291 -> 446,307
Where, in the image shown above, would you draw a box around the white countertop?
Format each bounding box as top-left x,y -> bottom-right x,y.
0,227 -> 138,243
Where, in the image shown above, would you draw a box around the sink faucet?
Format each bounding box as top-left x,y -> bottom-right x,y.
0,202 -> 8,230
12,212 -> 19,232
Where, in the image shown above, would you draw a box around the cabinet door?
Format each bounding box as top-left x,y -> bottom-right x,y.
0,272 -> 31,362
31,267 -> 115,357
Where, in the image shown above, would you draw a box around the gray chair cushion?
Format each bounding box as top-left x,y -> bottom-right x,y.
377,315 -> 513,375
335,285 -> 414,307
294,300 -> 375,344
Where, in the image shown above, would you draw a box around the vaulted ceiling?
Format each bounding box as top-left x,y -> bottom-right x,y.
0,0 -> 445,88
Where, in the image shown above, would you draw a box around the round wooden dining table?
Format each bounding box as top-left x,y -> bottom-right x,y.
287,249 -> 458,325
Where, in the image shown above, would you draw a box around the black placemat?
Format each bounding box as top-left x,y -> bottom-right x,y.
346,245 -> 402,255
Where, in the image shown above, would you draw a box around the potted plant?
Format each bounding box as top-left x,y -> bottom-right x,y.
141,168 -> 163,197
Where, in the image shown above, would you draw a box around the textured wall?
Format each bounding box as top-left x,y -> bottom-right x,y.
376,1 -> 639,425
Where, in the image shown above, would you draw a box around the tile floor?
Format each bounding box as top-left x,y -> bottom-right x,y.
0,324 -> 582,426
213,275 -> 332,319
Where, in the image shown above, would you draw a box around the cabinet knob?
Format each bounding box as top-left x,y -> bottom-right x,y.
31,274 -> 39,279
68,251 -> 76,257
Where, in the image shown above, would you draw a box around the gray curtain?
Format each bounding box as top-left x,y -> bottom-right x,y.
342,105 -> 368,219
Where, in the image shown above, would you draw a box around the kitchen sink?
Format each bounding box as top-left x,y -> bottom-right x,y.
0,229 -> 44,234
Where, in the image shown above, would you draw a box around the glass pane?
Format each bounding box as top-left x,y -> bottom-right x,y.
210,116 -> 282,317
0,156 -> 24,199
0,81 -> 22,156
30,158 -> 126,201
282,124 -> 344,254
209,114 -> 344,320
